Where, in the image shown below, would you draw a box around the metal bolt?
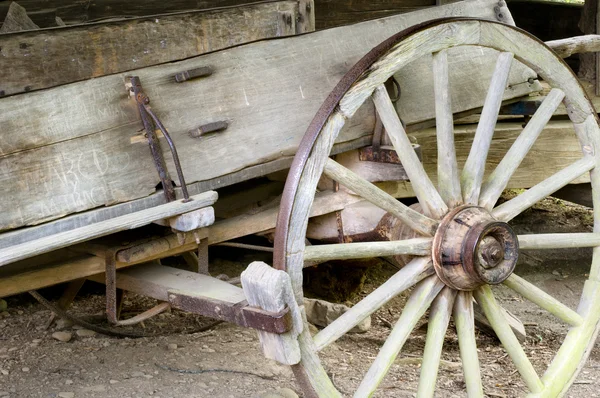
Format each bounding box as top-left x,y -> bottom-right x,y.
478,237 -> 504,269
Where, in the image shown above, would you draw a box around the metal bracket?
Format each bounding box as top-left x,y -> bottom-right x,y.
360,76 -> 409,164
168,292 -> 292,334
127,76 -> 191,201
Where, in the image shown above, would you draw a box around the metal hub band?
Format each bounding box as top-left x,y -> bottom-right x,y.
432,205 -> 519,291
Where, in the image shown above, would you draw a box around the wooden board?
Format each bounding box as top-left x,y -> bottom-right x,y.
0,0 -> 262,28
0,0 -> 434,30
0,1 -> 312,97
314,0 -> 435,29
0,0 -> 538,233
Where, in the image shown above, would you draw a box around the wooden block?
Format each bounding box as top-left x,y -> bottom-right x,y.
168,207 -> 215,232
241,261 -> 303,365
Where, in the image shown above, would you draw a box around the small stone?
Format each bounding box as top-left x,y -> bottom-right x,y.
0,299 -> 7,311
304,298 -> 370,333
0,370 -> 8,376
131,371 -> 145,378
167,343 -> 178,351
65,380 -> 73,385
109,380 -> 119,384
31,339 -> 42,344
102,341 -> 110,347
58,393 -> 74,398
75,329 -> 96,338
21,367 -> 29,372
55,318 -> 74,330
52,332 -> 72,343
259,388 -> 299,398
0,391 -> 9,397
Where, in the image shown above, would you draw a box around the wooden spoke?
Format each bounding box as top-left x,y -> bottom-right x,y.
519,232 -> 600,249
474,285 -> 544,393
417,287 -> 456,398
454,291 -> 484,398
461,52 -> 514,205
354,276 -> 445,397
492,156 -> 596,222
372,85 -> 448,219
433,50 -> 462,208
323,158 -> 438,236
503,274 -> 583,327
479,88 -> 565,210
313,257 -> 433,351
303,237 -> 432,263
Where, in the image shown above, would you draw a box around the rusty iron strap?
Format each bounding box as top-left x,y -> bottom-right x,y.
105,248 -> 170,325
168,292 -> 292,334
142,103 -> 191,201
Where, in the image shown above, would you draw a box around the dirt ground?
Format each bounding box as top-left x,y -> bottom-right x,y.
2,195 -> 600,398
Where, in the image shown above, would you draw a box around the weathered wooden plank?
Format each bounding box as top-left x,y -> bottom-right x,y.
0,1 -> 305,97
0,0 -> 261,28
314,0 -> 434,29
0,0 -> 536,232
0,191 -> 217,267
0,0 -> 432,30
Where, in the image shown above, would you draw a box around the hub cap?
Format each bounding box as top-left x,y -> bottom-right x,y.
432,205 -> 519,291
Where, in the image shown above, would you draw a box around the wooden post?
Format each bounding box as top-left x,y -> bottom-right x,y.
241,261 -> 304,365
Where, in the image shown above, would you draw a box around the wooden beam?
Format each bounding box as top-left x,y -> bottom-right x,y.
0,1 -> 307,97
0,0 -> 536,232
0,191 -> 217,267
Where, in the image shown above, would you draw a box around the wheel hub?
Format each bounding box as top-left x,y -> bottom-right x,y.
432,205 -> 518,291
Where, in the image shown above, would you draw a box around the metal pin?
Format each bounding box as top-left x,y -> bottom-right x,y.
174,66 -> 213,83
189,121 -> 228,138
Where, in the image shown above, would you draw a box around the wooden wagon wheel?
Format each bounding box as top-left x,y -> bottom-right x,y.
273,18 -> 600,397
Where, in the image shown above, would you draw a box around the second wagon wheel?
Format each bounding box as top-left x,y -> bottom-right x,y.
273,18 -> 600,397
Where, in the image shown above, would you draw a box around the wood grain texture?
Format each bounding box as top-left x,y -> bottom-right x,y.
323,158 -> 438,236
373,85 -> 448,219
0,0 -> 537,231
492,156 -> 595,222
479,88 -> 565,209
504,274 -> 583,327
90,262 -> 247,303
0,1 -> 304,96
0,0 -> 280,27
354,275 -> 444,397
474,285 -> 544,393
417,287 -> 456,398
453,291 -> 484,398
546,35 -> 600,58
461,52 -> 514,205
314,0 -> 434,29
302,237 -> 432,262
433,50 -> 461,208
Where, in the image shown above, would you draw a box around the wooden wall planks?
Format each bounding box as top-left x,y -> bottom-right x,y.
0,0 -> 537,232
0,1 -> 309,97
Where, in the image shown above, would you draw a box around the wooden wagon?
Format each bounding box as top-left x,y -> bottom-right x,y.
2,0 -> 600,396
